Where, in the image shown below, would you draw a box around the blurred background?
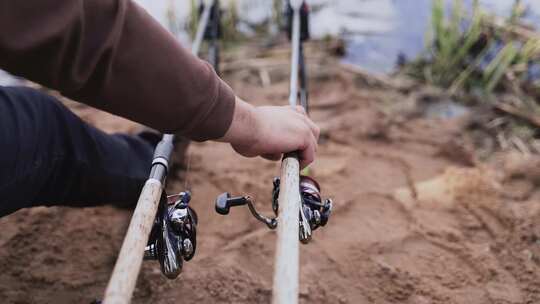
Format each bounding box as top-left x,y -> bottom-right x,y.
1,1 -> 540,303
2,0 -> 539,84
132,0 -> 540,73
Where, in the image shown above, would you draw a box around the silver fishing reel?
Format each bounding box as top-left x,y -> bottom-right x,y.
144,191 -> 197,279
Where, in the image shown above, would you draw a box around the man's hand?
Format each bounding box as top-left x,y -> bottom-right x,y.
219,97 -> 319,168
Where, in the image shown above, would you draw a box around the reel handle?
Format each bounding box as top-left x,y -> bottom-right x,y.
215,193 -> 277,229
215,192 -> 248,215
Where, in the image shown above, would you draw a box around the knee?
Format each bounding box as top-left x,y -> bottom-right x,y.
0,86 -> 68,133
0,86 -> 69,170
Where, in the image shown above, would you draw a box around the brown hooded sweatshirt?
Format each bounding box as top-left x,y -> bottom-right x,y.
0,0 -> 235,141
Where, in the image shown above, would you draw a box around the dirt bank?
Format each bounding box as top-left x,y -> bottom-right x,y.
1,44 -> 540,304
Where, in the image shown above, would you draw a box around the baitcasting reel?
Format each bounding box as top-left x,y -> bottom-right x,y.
144,191 -> 198,279
215,176 -> 332,243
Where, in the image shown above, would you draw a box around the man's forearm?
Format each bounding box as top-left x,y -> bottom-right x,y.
0,0 -> 235,141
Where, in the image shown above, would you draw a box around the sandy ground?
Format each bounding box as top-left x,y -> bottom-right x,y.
1,47 -> 540,304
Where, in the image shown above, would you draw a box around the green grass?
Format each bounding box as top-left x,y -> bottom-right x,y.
406,0 -> 540,100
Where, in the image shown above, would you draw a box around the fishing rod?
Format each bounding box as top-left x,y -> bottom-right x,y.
203,0 -> 221,74
102,1 -> 219,303
214,1 -> 332,303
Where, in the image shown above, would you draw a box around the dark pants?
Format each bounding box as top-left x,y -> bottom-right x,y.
0,86 -> 154,217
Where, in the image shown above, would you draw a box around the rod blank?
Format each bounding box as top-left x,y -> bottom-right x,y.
272,156 -> 301,304
103,179 -> 162,303
272,2 -> 303,304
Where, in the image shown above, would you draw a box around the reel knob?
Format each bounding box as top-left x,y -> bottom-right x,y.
215,192 -> 249,215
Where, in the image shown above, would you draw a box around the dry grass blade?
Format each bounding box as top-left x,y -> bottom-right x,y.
494,102 -> 540,128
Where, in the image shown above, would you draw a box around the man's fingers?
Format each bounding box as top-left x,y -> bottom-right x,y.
262,153 -> 282,161
299,132 -> 317,169
303,115 -> 320,141
299,145 -> 315,169
292,105 -> 319,142
294,105 -> 306,115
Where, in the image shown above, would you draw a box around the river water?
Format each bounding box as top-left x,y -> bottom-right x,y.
1,0 -> 538,85
135,0 -> 539,74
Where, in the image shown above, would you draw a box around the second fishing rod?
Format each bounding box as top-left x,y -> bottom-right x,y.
214,3 -> 332,303
214,0 -> 332,244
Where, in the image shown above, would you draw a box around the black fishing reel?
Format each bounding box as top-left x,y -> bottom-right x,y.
144,191 -> 198,279
215,176 -> 332,243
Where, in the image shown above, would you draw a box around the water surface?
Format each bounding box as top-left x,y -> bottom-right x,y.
135,0 -> 539,74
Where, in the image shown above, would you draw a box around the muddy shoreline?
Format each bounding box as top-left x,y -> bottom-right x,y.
1,43 -> 540,303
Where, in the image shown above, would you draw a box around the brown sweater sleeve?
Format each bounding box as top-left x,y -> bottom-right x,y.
0,0 -> 235,141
